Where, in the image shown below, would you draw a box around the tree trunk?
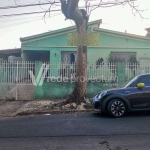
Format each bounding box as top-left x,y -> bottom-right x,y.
60,0 -> 88,103
68,21 -> 87,103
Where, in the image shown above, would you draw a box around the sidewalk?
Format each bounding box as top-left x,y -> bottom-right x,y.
0,99 -> 92,119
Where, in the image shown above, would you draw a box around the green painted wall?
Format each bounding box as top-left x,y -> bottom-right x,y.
21,26 -> 150,64
87,47 -> 150,63
22,33 -> 69,47
35,81 -> 114,99
22,27 -> 92,48
34,62 -> 123,100
98,33 -> 150,47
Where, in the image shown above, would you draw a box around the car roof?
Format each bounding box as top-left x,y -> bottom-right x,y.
137,73 -> 150,77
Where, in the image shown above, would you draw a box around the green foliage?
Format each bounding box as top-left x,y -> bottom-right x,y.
107,54 -> 125,63
107,54 -> 139,77
107,54 -> 139,64
128,55 -> 139,63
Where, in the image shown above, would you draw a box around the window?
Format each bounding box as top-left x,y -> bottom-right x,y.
138,76 -> 150,86
124,76 -> 139,88
110,52 -> 136,63
60,52 -> 76,78
61,52 -> 76,64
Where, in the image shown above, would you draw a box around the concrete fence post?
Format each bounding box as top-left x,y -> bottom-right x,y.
117,63 -> 126,87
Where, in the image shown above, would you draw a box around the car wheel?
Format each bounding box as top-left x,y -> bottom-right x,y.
107,99 -> 126,117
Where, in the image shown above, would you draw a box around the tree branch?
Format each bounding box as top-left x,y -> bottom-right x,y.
87,0 -> 145,19
60,0 -> 81,21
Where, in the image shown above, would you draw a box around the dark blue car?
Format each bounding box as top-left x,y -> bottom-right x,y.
92,74 -> 150,117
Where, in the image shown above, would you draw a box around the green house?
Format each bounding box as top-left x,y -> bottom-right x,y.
1,20 -> 150,100
20,19 -> 150,64
19,19 -> 150,100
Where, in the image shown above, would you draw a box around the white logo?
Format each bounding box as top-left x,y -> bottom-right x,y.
29,64 -> 49,86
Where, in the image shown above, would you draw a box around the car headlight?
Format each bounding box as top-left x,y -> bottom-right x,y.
98,91 -> 107,99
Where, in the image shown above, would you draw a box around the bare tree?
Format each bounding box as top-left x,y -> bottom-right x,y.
59,0 -> 144,103
13,0 -> 144,103
59,0 -> 89,103
44,0 -> 144,104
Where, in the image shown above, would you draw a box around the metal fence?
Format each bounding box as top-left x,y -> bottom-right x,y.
1,61 -> 150,84
47,62 -> 117,81
0,61 -> 35,84
125,63 -> 150,80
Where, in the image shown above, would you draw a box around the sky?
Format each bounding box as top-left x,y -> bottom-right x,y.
0,0 -> 150,49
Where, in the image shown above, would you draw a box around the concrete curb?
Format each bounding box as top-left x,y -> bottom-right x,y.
15,109 -> 93,116
0,109 -> 93,119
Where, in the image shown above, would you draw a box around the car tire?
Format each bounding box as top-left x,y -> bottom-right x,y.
107,99 -> 126,117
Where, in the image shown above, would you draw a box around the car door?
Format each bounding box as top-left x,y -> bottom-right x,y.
125,75 -> 150,109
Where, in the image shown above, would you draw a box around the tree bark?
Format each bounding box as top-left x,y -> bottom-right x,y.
60,0 -> 88,103
69,21 -> 87,103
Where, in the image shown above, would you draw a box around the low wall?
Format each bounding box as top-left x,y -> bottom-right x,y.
0,84 -> 34,100
0,84 -> 16,100
0,82 -> 119,100
35,81 -> 118,99
34,62 -> 125,100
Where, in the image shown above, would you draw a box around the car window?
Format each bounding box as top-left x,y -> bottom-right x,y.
138,76 -> 150,86
122,76 -> 135,87
124,76 -> 139,88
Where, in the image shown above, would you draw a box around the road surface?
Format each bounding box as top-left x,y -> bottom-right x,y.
0,112 -> 150,150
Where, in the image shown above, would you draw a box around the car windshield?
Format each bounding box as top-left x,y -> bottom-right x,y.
124,76 -> 139,88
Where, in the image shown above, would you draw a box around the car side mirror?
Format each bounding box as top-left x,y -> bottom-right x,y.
137,83 -> 145,89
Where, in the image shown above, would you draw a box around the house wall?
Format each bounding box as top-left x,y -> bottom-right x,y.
21,31 -> 76,62
87,47 -> 150,63
86,30 -> 150,63
21,27 -> 150,64
98,32 -> 150,47
22,34 -> 68,47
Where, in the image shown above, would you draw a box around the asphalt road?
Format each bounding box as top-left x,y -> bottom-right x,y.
0,112 -> 150,150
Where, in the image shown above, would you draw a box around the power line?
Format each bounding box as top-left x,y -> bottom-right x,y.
0,0 -> 148,11
0,13 -> 62,29
0,10 -> 61,18
0,1 -> 42,6
0,0 -> 149,9
0,2 -> 52,9
0,0 -> 149,19
0,15 -> 44,23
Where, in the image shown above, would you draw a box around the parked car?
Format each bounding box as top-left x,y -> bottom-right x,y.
92,74 -> 150,117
